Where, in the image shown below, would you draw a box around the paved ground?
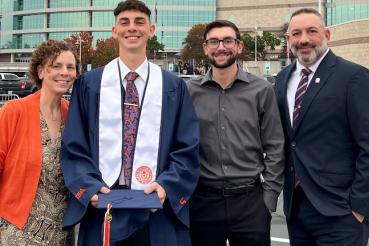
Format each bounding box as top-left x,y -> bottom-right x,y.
271,214 -> 289,245
271,193 -> 290,245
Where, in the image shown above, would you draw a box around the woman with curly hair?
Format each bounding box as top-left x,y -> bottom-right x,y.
0,40 -> 79,245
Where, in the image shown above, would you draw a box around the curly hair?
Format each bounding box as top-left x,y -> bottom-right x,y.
29,40 -> 80,89
114,0 -> 151,19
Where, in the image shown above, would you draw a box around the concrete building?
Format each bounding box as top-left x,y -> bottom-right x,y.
217,0 -> 369,69
0,0 -> 215,65
327,0 -> 369,68
1,0 -> 368,71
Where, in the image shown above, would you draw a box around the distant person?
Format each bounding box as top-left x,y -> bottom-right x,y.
183,62 -> 189,74
194,65 -> 204,75
0,40 -> 78,245
61,0 -> 199,245
187,20 -> 284,246
275,8 -> 369,245
187,64 -> 194,75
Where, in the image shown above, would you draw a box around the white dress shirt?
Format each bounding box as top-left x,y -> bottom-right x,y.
287,49 -> 330,126
118,58 -> 148,106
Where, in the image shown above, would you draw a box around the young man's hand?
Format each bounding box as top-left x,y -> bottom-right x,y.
144,182 -> 166,212
90,187 -> 111,208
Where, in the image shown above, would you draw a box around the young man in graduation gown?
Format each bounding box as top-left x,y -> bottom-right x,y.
60,1 -> 200,245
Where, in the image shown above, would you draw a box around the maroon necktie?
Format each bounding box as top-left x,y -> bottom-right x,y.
293,68 -> 311,129
123,71 -> 139,188
293,68 -> 311,188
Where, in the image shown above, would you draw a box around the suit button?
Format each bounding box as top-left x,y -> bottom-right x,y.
291,141 -> 296,148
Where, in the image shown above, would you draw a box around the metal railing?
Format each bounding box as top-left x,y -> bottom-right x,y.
0,94 -> 20,107
0,94 -> 71,108
62,94 -> 71,101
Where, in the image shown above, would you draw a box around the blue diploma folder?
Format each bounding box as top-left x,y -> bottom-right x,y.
97,190 -> 163,209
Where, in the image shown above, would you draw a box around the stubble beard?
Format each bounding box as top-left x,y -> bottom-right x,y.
291,38 -> 328,66
208,52 -> 238,69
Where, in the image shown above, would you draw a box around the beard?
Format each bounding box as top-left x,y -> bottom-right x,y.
290,38 -> 328,66
208,51 -> 238,69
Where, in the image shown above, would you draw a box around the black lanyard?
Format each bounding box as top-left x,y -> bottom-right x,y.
117,59 -> 150,106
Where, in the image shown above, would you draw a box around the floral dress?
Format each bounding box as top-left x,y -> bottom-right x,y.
0,113 -> 73,246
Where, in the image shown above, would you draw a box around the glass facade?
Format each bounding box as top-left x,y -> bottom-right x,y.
48,12 -> 90,28
13,33 -> 44,49
0,0 -> 215,58
13,15 -> 44,30
92,0 -> 122,7
15,0 -> 44,11
92,12 -> 114,27
49,0 -> 89,8
326,0 -> 369,25
49,32 -> 77,41
92,31 -> 113,46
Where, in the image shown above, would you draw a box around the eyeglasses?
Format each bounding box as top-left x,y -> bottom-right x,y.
205,38 -> 239,49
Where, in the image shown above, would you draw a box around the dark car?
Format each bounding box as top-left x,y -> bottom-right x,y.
0,73 -> 37,97
263,74 -> 276,85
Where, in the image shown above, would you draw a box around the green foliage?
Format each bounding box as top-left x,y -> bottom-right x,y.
147,35 -> 165,59
240,31 -> 281,60
279,22 -> 289,59
181,23 -> 207,63
263,32 -> 281,50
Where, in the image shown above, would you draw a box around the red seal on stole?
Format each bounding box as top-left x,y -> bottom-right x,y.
135,166 -> 153,184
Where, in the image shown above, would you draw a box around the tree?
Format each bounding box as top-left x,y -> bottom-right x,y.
90,37 -> 119,68
239,33 -> 254,60
241,31 -> 281,60
278,23 -> 291,59
147,35 -> 164,59
181,23 -> 207,63
65,31 -> 94,72
262,32 -> 281,50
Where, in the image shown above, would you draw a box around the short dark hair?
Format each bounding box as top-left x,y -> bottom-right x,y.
290,8 -> 325,26
29,40 -> 79,89
114,0 -> 151,19
203,20 -> 241,40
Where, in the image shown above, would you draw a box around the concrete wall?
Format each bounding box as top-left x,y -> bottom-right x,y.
217,0 -> 320,33
329,19 -> 369,69
243,60 -> 282,76
217,0 -> 369,69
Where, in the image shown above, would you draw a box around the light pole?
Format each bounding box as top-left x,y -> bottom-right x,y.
254,26 -> 258,66
78,34 -> 82,73
285,31 -> 290,65
318,0 -> 322,15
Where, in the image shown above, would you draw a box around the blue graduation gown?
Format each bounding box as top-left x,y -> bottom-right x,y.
61,67 -> 200,246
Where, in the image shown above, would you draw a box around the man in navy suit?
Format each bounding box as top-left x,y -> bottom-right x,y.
275,8 -> 369,245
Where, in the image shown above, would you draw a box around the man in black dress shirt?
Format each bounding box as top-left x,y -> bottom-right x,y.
187,20 -> 285,246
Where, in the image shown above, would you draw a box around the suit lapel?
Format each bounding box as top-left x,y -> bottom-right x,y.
280,63 -> 296,140
293,51 -> 336,132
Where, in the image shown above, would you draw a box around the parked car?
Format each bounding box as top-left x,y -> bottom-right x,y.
262,74 -> 276,85
0,73 -> 37,97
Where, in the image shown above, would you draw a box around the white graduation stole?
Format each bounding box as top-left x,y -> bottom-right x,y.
99,58 -> 163,189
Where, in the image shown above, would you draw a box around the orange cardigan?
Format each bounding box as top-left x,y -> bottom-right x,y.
0,91 -> 68,228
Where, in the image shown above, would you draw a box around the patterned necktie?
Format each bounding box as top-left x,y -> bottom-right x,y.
293,68 -> 311,128
123,71 -> 139,188
293,68 -> 311,188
